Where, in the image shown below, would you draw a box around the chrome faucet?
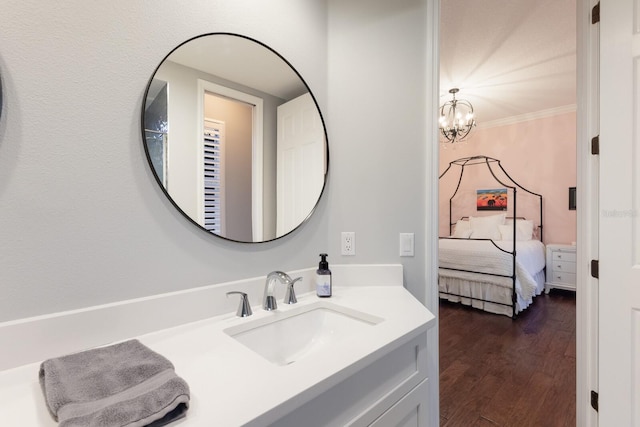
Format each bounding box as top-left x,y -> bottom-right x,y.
226,291 -> 252,317
263,271 -> 302,310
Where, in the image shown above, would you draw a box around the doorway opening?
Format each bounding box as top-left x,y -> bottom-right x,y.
437,0 -> 578,424
197,80 -> 264,242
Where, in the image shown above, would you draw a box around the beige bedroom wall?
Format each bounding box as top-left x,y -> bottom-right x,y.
439,111 -> 577,245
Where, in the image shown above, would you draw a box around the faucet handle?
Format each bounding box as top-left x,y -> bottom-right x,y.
226,291 -> 252,317
284,277 -> 303,305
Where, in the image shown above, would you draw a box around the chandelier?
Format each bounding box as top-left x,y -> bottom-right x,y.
438,88 -> 476,143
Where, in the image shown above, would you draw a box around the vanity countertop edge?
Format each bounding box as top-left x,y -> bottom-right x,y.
0,267 -> 435,426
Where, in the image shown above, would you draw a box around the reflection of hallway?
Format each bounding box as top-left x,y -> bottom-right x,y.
439,291 -> 576,426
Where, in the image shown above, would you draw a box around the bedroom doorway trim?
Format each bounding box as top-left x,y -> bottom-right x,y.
576,0 -> 599,425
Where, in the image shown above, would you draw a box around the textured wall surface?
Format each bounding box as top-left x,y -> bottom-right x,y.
327,0 -> 431,303
439,112 -> 577,244
0,0 -> 330,321
0,0 -> 434,321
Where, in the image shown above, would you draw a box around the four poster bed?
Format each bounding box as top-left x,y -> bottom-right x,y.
438,156 -> 546,318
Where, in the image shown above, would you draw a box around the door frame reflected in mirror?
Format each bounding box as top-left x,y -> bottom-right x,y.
196,79 -> 264,241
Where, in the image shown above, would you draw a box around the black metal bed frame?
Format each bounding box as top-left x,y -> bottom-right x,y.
438,155 -> 544,318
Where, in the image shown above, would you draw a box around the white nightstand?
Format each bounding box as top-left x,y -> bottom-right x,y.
545,243 -> 577,293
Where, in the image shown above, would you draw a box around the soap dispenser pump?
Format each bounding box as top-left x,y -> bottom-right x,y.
316,253 -> 332,297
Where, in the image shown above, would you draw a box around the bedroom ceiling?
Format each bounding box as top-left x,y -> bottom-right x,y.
440,0 -> 577,126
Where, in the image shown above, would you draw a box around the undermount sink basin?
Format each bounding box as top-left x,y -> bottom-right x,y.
223,301 -> 384,366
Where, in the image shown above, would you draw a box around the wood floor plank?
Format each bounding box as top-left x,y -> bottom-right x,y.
439,290 -> 576,426
443,373 -> 504,426
537,358 -> 576,427
507,371 -> 555,426
480,372 -> 528,426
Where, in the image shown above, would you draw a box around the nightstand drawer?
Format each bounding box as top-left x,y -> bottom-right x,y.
551,260 -> 576,274
550,271 -> 576,285
552,251 -> 576,262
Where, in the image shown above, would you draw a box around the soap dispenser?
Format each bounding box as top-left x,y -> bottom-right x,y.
316,253 -> 332,297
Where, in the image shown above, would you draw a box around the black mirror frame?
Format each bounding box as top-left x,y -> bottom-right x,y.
140,33 -> 329,244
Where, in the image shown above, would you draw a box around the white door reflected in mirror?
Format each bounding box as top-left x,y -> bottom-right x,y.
277,93 -> 326,236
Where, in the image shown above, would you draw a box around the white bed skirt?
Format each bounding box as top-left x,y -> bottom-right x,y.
439,269 -> 546,317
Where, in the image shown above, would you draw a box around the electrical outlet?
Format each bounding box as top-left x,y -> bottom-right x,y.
341,232 -> 355,255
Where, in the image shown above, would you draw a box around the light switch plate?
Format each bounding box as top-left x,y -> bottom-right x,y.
399,233 -> 414,257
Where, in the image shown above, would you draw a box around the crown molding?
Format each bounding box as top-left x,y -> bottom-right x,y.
478,104 -> 577,129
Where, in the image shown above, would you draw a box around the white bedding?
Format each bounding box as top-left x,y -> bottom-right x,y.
438,238 -> 546,314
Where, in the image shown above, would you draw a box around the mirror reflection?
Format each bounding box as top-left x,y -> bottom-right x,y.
142,33 -> 328,243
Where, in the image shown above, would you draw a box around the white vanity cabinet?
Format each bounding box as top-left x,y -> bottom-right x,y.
545,244 -> 577,293
0,267 -> 436,427
369,379 -> 428,427
271,333 -> 428,427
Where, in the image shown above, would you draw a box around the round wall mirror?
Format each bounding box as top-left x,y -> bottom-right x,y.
142,33 -> 328,243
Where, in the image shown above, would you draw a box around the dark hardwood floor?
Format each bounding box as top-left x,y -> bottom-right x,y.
439,290 -> 576,427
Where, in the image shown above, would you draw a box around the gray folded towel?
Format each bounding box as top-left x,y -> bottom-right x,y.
39,339 -> 190,427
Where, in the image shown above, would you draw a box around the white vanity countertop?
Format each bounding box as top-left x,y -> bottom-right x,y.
0,286 -> 434,426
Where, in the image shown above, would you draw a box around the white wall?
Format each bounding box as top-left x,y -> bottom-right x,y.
327,0 -> 430,303
0,0 -> 434,340
327,1 -> 438,424
0,0 -> 330,321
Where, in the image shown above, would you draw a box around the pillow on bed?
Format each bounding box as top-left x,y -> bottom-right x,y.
469,213 -> 506,240
452,220 -> 472,238
499,219 -> 535,241
453,228 -> 472,238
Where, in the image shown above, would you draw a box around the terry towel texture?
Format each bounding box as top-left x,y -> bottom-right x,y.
39,339 -> 190,427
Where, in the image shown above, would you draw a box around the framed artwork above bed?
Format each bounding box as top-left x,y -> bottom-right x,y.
476,188 -> 507,211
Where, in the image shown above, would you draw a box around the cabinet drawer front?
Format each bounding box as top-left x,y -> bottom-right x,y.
552,251 -> 576,262
274,334 -> 428,427
551,271 -> 576,285
369,378 -> 428,427
552,260 -> 577,273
